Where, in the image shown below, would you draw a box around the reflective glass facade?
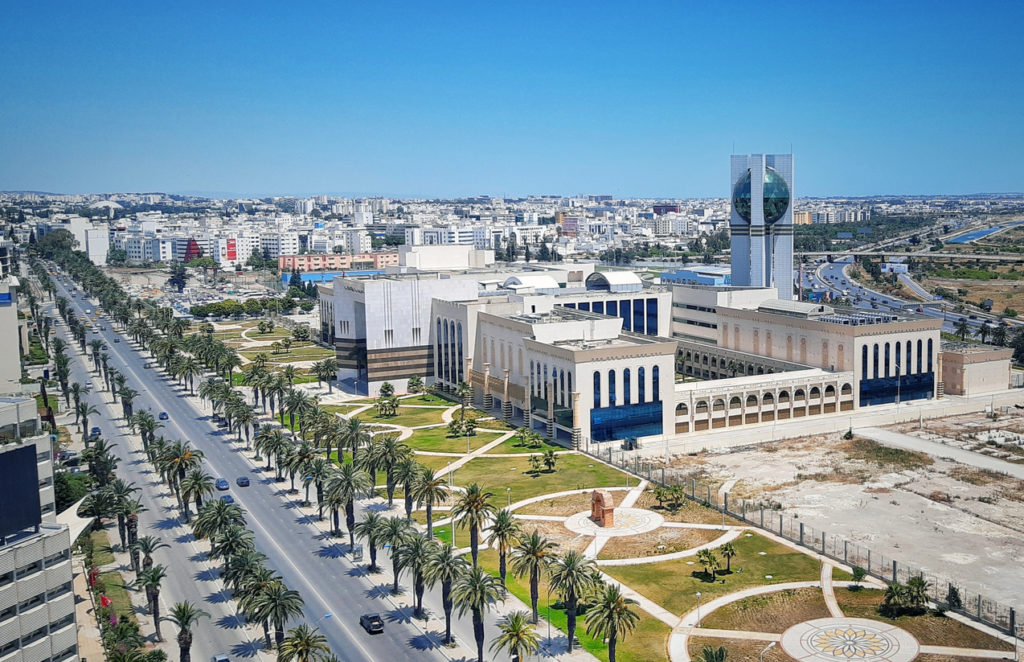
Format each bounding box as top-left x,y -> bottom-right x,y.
731,167 -> 790,224
590,401 -> 664,442
859,373 -> 934,406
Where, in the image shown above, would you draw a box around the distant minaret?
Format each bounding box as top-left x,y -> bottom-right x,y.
729,154 -> 794,300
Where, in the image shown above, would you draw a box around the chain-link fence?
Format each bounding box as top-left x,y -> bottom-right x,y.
589,446 -> 1022,640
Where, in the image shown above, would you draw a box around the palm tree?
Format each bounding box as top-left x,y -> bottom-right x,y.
137,565 -> 169,641
108,478 -> 140,549
353,511 -> 386,573
394,456 -> 420,519
278,624 -> 330,662
411,467 -> 449,538
131,535 -> 169,576
165,601 -> 209,662
179,469 -> 215,522
490,611 -> 541,662
77,402 -> 99,443
585,583 -> 640,662
487,508 -> 521,587
511,529 -> 559,623
549,550 -> 597,652
696,645 -> 729,662
251,580 -> 305,649
192,498 -> 246,540
397,535 -> 435,618
210,524 -> 255,567
719,542 -> 736,573
304,457 -> 333,518
326,463 -> 372,550
975,323 -> 991,344
450,483 -> 497,567
954,318 -> 971,341
425,542 -> 469,645
379,516 -> 413,594
453,565 -> 506,662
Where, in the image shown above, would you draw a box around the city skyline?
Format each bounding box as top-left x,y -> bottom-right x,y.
2,2 -> 1023,197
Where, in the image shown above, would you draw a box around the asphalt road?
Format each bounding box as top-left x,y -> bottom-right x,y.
48,272 -> 504,662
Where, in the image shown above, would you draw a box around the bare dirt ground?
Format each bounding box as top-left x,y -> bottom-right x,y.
597,527 -> 722,560
663,426 -> 1024,608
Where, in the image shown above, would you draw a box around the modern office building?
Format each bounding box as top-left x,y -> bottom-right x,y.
0,398 -> 77,662
729,154 -> 794,300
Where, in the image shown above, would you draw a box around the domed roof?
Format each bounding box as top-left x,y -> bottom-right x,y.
732,166 -> 790,224
502,274 -> 560,291
585,271 -> 643,293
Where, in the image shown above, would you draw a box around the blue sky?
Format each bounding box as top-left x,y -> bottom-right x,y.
2,1 -> 1022,198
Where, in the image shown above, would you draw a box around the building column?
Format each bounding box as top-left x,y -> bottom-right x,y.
524,372 -> 532,428
502,369 -> 512,420
465,358 -> 474,405
571,392 -> 582,450
483,362 -> 493,410
546,377 -> 556,440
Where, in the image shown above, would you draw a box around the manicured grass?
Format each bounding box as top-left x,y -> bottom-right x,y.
90,529 -> 115,566
834,588 -> 1014,650
476,547 -> 671,662
356,407 -> 446,428
404,392 -> 459,406
450,453 -> 628,504
321,404 -> 369,416
700,586 -> 830,632
415,454 -> 458,472
689,637 -> 788,662
485,434 -> 565,454
460,408 -> 517,431
405,427 -> 501,453
97,571 -> 135,623
603,533 -> 823,617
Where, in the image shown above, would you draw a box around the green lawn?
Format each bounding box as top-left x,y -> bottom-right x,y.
449,453 -> 628,504
603,533 -> 822,617
97,571 -> 135,622
403,392 -> 459,406
477,547 -> 671,662
356,407 -> 446,428
461,408 -> 517,431
414,454 -> 459,472
405,427 -> 501,453
321,403 -> 370,416
484,434 -> 565,454
90,529 -> 115,566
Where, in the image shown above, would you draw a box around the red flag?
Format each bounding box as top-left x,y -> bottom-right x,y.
100,595 -> 113,608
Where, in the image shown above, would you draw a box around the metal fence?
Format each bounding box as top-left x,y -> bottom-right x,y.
588,446 -> 1022,640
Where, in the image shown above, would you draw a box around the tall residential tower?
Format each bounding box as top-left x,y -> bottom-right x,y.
729,154 -> 794,300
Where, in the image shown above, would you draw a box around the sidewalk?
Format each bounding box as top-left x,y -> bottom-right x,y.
72,558 -> 107,662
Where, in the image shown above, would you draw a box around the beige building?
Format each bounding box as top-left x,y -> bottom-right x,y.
0,279 -> 22,392
940,342 -> 1014,396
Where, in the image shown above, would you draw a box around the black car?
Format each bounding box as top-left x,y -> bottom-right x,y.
236,477 -> 250,487
359,613 -> 384,634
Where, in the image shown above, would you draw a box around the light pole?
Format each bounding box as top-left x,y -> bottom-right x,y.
546,583 -> 553,644
506,487 -> 511,508
695,591 -> 702,627
312,612 -> 333,628
895,362 -> 901,408
760,641 -> 776,662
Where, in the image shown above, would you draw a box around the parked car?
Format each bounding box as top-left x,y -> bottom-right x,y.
113,338 -> 120,343
158,412 -> 169,420
359,613 -> 384,634
236,476 -> 250,487
90,427 -> 101,438
220,495 -> 235,504
215,479 -> 230,491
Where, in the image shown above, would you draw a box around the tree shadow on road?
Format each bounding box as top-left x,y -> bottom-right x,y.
230,640 -> 264,658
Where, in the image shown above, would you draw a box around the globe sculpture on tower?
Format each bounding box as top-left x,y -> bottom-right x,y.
729,154 -> 794,300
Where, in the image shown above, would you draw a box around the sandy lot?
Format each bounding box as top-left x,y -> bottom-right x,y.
663,425 -> 1024,608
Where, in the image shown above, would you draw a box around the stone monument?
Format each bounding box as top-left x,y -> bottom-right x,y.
590,489 -> 615,527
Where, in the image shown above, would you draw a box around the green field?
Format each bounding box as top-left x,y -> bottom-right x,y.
356,407 -> 446,428
603,533 -> 821,618
406,427 -> 502,453
97,571 -> 135,622
484,434 -> 565,454
449,453 -> 627,504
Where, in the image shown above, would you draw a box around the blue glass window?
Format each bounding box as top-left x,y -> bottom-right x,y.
884,343 -> 890,378
593,371 -> 601,408
895,342 -> 902,374
633,299 -> 644,334
563,302 -> 576,309
620,299 -> 631,330
607,301 -> 618,317
623,369 -> 631,405
652,366 -> 660,401
608,370 -> 617,407
457,322 -> 464,383
638,367 -> 646,403
590,401 -> 664,442
862,345 -> 868,380
873,344 -> 879,379
578,302 -> 590,312
646,298 -> 658,336
927,339 -> 933,373
593,301 -> 604,315
917,339 -> 923,374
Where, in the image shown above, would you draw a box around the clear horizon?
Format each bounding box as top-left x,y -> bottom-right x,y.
2,1 -> 1022,198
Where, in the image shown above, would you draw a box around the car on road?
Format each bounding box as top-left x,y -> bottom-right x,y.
158,412 -> 169,420
102,344 -> 108,350
359,613 -> 384,634
90,427 -> 101,439
113,338 -> 120,343
236,476 -> 250,487
143,363 -> 151,369
212,656 -> 230,662
215,478 -> 230,491
220,495 -> 235,504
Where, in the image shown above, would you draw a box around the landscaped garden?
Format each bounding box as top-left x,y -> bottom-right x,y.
450,452 -> 630,504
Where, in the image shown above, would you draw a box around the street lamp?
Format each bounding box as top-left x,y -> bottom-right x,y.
895,362 -> 901,408
695,591 -> 702,627
760,642 -> 777,662
312,612 -> 333,628
506,487 -> 511,508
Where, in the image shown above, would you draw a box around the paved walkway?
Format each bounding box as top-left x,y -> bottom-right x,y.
820,560 -> 843,618
858,426 -> 1024,479
72,558 -> 107,662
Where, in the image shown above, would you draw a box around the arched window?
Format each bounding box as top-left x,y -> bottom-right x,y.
895,342 -> 901,374
652,366 -> 660,401
456,322 -> 464,383
884,342 -> 890,378
623,369 -> 631,405
567,372 -> 572,400
825,385 -> 836,397
442,321 -> 450,382
449,321 -> 457,383
927,338 -> 933,373
436,317 -> 443,380
560,370 -> 566,406
593,371 -> 601,408
862,345 -> 868,380
795,388 -> 806,401
841,383 -> 853,395
917,339 -> 923,374
608,370 -> 617,407
810,386 -> 821,398
730,396 -> 742,409
745,394 -> 758,407
695,400 -> 708,414
873,344 -> 879,380
638,367 -> 646,404
676,402 -> 688,415
779,390 -> 790,403
906,341 -> 912,374
713,398 -> 725,412
763,392 -> 775,405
